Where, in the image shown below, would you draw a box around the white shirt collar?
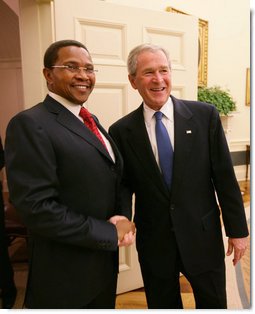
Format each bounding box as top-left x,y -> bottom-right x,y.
143,97 -> 174,127
48,92 -> 84,118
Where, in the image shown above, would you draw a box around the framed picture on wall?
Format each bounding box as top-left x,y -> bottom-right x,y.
166,7 -> 208,87
198,19 -> 208,87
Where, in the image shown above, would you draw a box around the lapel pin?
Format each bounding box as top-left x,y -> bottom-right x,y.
186,130 -> 192,134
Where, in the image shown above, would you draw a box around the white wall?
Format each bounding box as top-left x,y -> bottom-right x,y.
104,0 -> 250,150
2,0 -> 250,149
1,0 -> 250,180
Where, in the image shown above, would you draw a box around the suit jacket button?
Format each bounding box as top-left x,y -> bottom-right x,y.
170,204 -> 175,210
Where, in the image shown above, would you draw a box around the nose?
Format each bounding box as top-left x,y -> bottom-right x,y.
152,71 -> 164,82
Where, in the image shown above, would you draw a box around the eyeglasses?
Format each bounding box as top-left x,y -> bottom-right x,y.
50,65 -> 98,74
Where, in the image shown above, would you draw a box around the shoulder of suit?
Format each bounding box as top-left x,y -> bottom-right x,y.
174,97 -> 217,114
7,100 -> 55,133
10,102 -> 45,121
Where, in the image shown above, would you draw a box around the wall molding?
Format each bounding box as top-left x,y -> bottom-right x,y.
229,140 -> 250,152
0,59 -> 21,68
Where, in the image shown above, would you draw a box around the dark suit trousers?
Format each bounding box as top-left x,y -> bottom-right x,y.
140,231 -> 227,309
81,271 -> 118,309
0,184 -> 15,290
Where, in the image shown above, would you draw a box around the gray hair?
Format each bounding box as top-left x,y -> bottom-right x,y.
127,43 -> 171,76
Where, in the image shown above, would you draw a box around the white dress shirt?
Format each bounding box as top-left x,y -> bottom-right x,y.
48,92 -> 115,162
143,97 -> 174,167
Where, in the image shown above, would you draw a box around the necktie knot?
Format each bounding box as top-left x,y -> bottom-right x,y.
154,111 -> 163,121
79,106 -> 92,123
79,106 -> 108,151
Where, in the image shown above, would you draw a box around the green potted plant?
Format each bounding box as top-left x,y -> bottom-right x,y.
197,86 -> 236,116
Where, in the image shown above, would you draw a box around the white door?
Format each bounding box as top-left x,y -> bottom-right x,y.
20,0 -> 198,294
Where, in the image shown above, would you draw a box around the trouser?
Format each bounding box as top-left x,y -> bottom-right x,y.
0,185 -> 15,290
140,233 -> 227,309
81,271 -> 118,309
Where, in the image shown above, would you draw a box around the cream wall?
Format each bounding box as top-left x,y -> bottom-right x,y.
2,0 -> 250,148
104,0 -> 250,150
1,0 -> 250,180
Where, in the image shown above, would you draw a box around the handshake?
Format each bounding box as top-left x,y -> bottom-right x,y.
109,215 -> 136,247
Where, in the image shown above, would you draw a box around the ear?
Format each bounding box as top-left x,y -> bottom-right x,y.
128,74 -> 137,90
43,68 -> 53,86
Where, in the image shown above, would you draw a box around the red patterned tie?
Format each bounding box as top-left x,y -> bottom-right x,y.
79,107 -> 108,150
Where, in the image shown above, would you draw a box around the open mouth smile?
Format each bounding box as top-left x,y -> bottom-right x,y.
150,87 -> 165,92
73,84 -> 90,90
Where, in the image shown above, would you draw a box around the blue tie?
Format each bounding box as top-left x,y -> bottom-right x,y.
155,111 -> 174,188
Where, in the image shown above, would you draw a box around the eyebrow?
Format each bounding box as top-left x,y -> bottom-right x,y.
142,66 -> 169,72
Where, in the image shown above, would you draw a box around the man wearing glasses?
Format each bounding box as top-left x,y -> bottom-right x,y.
4,40 -> 135,309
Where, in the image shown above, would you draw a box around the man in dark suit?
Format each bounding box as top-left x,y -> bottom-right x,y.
4,40 -> 135,309
0,136 -> 17,309
109,43 -> 249,309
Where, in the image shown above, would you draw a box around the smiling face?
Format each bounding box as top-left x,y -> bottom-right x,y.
128,50 -> 172,111
43,46 -> 95,104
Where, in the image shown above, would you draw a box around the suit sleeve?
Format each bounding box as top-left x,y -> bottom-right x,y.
5,113 -> 118,251
209,107 -> 249,238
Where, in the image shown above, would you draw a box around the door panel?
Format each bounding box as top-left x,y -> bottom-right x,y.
53,0 -> 198,293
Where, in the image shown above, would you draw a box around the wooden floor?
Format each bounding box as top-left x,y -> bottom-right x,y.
1,181 -> 250,309
115,277 -> 195,309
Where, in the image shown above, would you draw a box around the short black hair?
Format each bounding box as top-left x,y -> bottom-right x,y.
44,39 -> 89,68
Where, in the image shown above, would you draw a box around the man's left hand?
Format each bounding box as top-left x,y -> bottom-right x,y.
226,237 -> 248,266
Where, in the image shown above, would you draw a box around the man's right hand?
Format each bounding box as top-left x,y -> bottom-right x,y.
109,215 -> 136,246
116,219 -> 136,241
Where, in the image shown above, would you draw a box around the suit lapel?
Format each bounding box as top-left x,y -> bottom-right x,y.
126,105 -> 169,196
43,96 -> 113,163
126,98 -> 197,199
171,96 -> 196,198
96,119 -> 123,168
